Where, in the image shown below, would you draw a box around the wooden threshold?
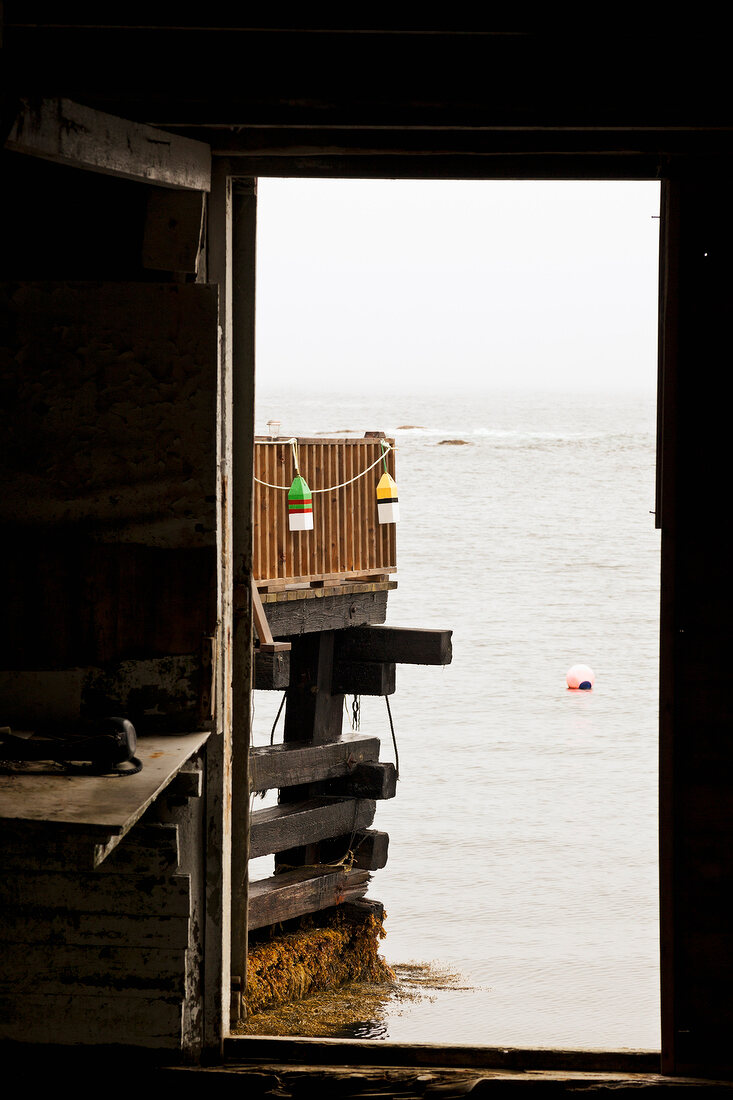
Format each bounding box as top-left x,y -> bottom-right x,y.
222,1036 -> 662,1074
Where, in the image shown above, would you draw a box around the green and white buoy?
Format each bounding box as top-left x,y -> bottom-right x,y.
288,474 -> 313,531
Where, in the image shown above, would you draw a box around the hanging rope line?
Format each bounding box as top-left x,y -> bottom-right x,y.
380,439 -> 389,474
270,690 -> 287,745
254,440 -> 393,493
385,694 -> 399,781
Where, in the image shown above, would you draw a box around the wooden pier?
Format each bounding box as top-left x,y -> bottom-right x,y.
248,434 -> 451,945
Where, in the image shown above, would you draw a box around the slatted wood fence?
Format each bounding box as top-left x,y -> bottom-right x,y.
253,436 -> 397,586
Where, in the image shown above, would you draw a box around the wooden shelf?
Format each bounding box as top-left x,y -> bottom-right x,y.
0,731 -> 210,866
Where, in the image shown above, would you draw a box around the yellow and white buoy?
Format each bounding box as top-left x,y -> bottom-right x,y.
377,470 -> 399,524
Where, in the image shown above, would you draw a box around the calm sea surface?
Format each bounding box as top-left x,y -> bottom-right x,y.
251,386 -> 661,1051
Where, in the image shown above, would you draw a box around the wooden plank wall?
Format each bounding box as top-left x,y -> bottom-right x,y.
0,757 -> 205,1053
0,281 -> 218,732
253,437 -> 397,585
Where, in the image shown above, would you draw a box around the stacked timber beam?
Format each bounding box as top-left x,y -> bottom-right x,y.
249,620 -> 452,933
0,756 -> 206,1053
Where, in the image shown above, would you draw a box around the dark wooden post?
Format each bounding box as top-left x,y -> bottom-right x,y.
658,168 -> 733,1078
283,631 -> 345,747
229,176 -> 257,1021
277,631 -> 345,869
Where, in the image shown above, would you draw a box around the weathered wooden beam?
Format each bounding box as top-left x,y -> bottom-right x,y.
265,589 -> 389,637
336,626 -> 453,665
98,823 -> 180,875
250,735 -> 380,792
249,797 -> 376,860
248,867 -> 370,931
163,761 -> 204,804
332,659 -> 396,696
284,632 -> 343,745
318,830 -> 390,872
341,897 -> 386,923
325,762 -> 397,801
252,577 -> 292,655
5,97 -> 211,191
0,824 -> 104,872
254,648 -> 291,691
0,944 -> 187,997
0,910 -> 190,949
0,993 -> 185,1049
0,872 -> 191,917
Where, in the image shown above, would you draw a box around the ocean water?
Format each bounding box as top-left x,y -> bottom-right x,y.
250,385 -> 661,1051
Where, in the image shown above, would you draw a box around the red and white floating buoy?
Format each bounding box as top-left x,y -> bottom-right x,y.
566,664 -> 595,690
288,474 -> 313,531
376,471 -> 399,524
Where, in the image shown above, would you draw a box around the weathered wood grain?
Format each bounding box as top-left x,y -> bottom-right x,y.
248,867 -> 370,930
0,283 -> 218,547
222,1036 -> 661,1074
341,897 -> 386,922
250,735 -> 380,792
0,872 -> 191,917
325,763 -> 397,801
6,97 -> 211,191
250,798 -> 376,859
254,648 -> 291,690
0,655 -> 214,733
0,731 -> 210,841
164,761 -> 204,803
318,829 -> 390,871
0,911 -> 190,949
0,821 -> 180,874
264,589 -> 389,637
332,659 -> 396,696
283,632 -> 343,746
0,993 -> 184,1048
336,626 -> 453,666
0,944 -> 187,997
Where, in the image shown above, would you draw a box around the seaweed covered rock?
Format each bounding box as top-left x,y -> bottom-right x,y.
246,901 -> 395,1016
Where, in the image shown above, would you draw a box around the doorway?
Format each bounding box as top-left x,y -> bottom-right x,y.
248,178 -> 662,1049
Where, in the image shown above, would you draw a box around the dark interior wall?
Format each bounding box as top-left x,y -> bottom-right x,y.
0,152 -> 217,733
0,151 -> 200,281
3,152 -> 147,280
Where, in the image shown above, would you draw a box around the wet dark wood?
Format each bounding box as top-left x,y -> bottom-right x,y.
283,632 -> 343,746
332,659 -> 396,696
248,867 -> 370,930
250,736 -> 380,792
264,589 -> 389,638
249,798 -> 376,860
336,626 -> 453,666
318,830 -> 389,871
325,763 -> 397,801
254,649 -> 291,691
0,821 -> 180,875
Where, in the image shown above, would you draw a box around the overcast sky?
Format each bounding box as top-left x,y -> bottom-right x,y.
255,178 -> 661,393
